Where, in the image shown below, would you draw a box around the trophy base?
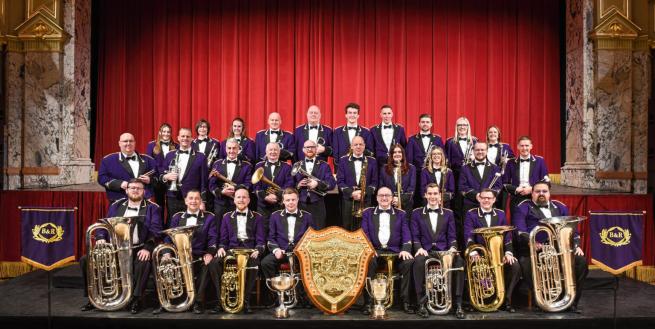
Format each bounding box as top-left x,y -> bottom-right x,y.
370,305 -> 387,320
274,307 -> 290,319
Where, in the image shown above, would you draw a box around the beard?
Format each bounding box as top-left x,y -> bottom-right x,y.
535,196 -> 548,206
128,194 -> 142,203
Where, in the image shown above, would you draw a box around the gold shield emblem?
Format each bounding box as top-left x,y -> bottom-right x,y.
294,226 -> 374,314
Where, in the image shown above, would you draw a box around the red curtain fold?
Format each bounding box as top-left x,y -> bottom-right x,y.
94,0 -> 562,171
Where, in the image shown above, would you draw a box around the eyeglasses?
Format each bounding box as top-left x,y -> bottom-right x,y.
303,146 -> 317,149
457,124 -> 469,127
378,194 -> 393,198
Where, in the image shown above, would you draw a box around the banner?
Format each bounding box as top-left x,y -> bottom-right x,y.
20,207 -> 76,271
589,211 -> 644,275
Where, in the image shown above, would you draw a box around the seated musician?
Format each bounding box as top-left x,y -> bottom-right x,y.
80,179 -> 162,314
411,183 -> 465,319
361,187 -> 414,315
463,188 -> 520,313
261,188 -> 314,307
209,138 -> 253,219
154,189 -> 220,315
378,144 -> 416,212
512,181 -> 588,313
216,187 -> 266,313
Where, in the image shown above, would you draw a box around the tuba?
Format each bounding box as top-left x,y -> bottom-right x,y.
85,216 -> 137,311
221,248 -> 258,313
251,167 -> 282,195
152,225 -> 199,312
291,162 -> 327,196
464,225 -> 515,312
425,250 -> 464,315
529,216 -> 584,312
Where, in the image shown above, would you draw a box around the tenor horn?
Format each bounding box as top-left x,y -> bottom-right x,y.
152,225 -> 199,312
221,248 -> 258,313
529,216 -> 584,312
425,250 -> 464,315
464,225 -> 514,312
85,216 -> 137,311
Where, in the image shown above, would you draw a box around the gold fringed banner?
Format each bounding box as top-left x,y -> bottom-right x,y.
0,261 -> 35,279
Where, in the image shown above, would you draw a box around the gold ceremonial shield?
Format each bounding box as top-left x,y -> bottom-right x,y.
294,226 -> 374,314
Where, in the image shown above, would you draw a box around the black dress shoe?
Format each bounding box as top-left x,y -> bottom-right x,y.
361,303 -> 372,316
80,302 -> 95,312
193,303 -> 204,314
209,305 -> 222,314
416,303 -> 429,318
403,302 -> 416,314
152,306 -> 164,315
569,305 -> 582,314
243,302 -> 253,314
455,305 -> 465,319
130,300 -> 142,314
504,303 -> 516,313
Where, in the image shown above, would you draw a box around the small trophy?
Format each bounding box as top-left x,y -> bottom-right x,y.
366,277 -> 390,319
266,273 -> 299,318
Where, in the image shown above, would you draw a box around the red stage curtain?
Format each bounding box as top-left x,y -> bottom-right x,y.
94,0 -> 562,171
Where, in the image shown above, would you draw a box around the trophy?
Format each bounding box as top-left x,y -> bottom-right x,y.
366,276 -> 390,319
266,273 -> 299,318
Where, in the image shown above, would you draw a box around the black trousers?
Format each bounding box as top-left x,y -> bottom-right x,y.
413,254 -> 465,305
366,253 -> 414,304
299,200 -> 326,229
518,254 -> 588,307
80,247 -> 151,298
193,257 -> 222,304
341,197 -> 371,231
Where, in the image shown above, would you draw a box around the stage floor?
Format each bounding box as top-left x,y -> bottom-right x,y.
1,265 -> 654,329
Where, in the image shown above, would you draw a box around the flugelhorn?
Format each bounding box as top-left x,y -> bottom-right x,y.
291,162 -> 327,196
210,168 -> 237,188
425,250 -> 464,315
529,216 -> 584,312
152,225 -> 199,312
221,248 -> 259,313
251,167 -> 282,195
85,216 -> 137,311
464,225 -> 514,312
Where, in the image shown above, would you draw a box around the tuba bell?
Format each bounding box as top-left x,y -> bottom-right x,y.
464,225 -> 515,312
529,216 -> 584,312
221,248 -> 258,313
251,167 -> 282,195
152,225 -> 199,312
425,250 -> 464,315
85,216 -> 137,311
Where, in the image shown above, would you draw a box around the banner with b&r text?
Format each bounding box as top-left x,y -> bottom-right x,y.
20,207 -> 76,271
590,211 -> 644,275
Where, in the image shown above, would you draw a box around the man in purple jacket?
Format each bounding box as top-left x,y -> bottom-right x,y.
332,102 -> 374,172
209,138 -> 253,219
458,142 -> 503,214
336,136 -> 378,230
292,140 -> 336,229
253,143 -> 294,221
503,136 -> 550,212
369,105 -> 407,166
294,105 -> 333,162
255,112 -> 295,162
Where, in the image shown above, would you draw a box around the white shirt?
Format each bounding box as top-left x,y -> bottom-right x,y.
346,125 -> 357,143
378,209 -> 391,247
308,126 -> 319,143
237,213 -> 248,240
487,146 -> 498,164
286,212 -> 297,243
226,159 -> 237,180
481,208 -> 493,227
433,169 -> 442,186
381,124 -> 394,151
428,209 -> 439,233
268,163 -> 277,180
123,153 -> 139,178
539,205 -> 552,218
519,156 -> 531,186
458,139 -> 469,155
185,212 -> 199,226
269,130 -> 279,144
421,134 -> 431,152
124,204 -> 140,244
197,139 -> 208,153
476,162 -> 486,178
177,150 -> 190,181
305,158 -> 315,174
161,143 -> 171,156
354,158 -> 363,184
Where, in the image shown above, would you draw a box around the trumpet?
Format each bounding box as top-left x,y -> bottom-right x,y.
85,216 -> 137,311
425,250 -> 464,315
351,157 -> 368,221
251,167 -> 282,195
221,249 -> 259,313
291,162 -> 327,196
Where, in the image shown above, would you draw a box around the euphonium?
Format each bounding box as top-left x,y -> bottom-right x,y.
529,216 -> 584,312
152,225 -> 199,312
251,167 -> 282,195
221,248 -> 258,313
351,157 -> 368,220
464,225 -> 515,312
85,216 -> 137,311
425,250 -> 464,315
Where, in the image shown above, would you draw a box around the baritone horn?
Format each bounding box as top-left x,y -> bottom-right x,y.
251,167 -> 282,195
529,216 -> 584,312
425,250 -> 464,315
221,248 -> 259,313
464,225 -> 515,312
85,216 -> 137,311
152,225 -> 199,312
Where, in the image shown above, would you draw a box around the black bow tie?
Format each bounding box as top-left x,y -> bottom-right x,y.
267,161 -> 279,167
305,159 -> 314,163
347,126 -> 358,131
382,124 -> 392,129
421,134 -> 431,139
308,126 -> 318,130
124,155 -> 137,161
198,139 -> 207,143
270,130 -> 280,134
178,150 -> 189,155
186,213 -> 198,218
236,211 -> 247,217
286,213 -> 298,217
160,141 -> 170,146
488,143 -> 499,148
352,157 -> 363,162
475,162 -> 486,167
537,204 -> 549,209
378,209 -> 391,214
127,206 -> 138,211
458,138 -> 468,141
519,158 -> 530,163
482,211 -> 492,216
427,208 -> 440,213
227,159 -> 238,164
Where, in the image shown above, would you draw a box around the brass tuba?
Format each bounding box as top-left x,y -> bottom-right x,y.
221,248 -> 258,313
529,216 -> 584,312
85,216 -> 137,311
425,250 -> 464,315
251,167 -> 282,195
464,225 -> 515,312
152,225 -> 199,312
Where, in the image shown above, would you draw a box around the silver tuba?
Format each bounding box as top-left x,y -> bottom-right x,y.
529,216 -> 584,312
425,250 -> 464,315
85,216 -> 137,311
152,225 -> 199,312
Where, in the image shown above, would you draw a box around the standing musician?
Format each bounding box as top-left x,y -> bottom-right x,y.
255,112 -> 295,162
160,128 -> 208,223
332,103 -> 374,172
294,105 -> 333,162
219,117 -> 256,164
192,119 -> 221,167
336,136 -> 378,230
292,140 -> 336,229
485,125 -> 514,210
147,123 -> 178,209
361,187 -> 415,315
98,132 -> 157,203
261,188 -> 314,307
444,117 -> 477,215
253,142 -> 294,221
411,183 -> 465,319
155,189 -> 220,315
512,181 -> 587,313
369,105 -> 407,167
420,146 -> 455,209
503,136 -> 549,212
378,144 -> 416,212
406,114 -> 445,171
210,138 -> 253,219
80,179 -> 163,314
463,188 -> 520,313
458,142 -> 503,214
216,187 -> 266,314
